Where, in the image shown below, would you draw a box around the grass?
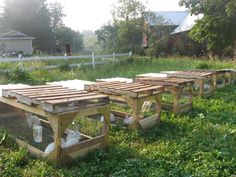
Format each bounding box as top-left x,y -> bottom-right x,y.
0,56 -> 236,176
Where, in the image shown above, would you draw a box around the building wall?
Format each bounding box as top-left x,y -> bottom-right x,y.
0,39 -> 33,54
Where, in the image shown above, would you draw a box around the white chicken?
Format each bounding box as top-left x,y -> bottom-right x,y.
124,115 -> 134,125
62,129 -> 81,148
44,138 -> 65,154
100,113 -> 116,122
25,112 -> 41,128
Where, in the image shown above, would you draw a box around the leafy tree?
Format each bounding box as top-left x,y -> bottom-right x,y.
49,2 -> 65,32
179,0 -> 236,58
82,30 -> 102,52
95,23 -> 119,51
112,0 -> 145,53
55,26 -> 83,53
2,0 -> 54,52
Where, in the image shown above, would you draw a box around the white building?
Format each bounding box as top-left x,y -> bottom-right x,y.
0,30 -> 35,54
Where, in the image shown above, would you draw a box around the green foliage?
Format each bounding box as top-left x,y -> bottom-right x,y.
96,0 -> 145,53
5,63 -> 36,84
195,62 -> 212,69
49,2 -> 65,31
59,60 -> 71,72
180,0 -> 236,55
0,58 -> 236,176
55,26 -> 84,53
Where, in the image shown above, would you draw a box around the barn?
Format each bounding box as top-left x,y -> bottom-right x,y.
0,30 -> 35,55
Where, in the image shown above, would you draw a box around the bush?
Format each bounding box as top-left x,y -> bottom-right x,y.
195,62 -> 212,69
59,61 -> 71,72
6,63 -> 36,84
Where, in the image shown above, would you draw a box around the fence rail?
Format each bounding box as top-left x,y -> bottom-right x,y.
0,52 -> 132,72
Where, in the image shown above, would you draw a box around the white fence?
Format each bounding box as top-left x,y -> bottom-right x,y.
0,52 -> 132,72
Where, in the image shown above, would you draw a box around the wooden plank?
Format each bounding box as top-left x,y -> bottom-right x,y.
27,90 -> 87,98
65,135 -> 105,154
36,92 -> 97,101
138,114 -> 159,129
11,87 -> 69,94
132,86 -> 163,93
121,84 -> 154,91
45,94 -> 108,105
16,138 -> 47,159
2,85 -> 61,91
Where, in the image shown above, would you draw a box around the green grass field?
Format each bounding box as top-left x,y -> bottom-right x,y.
0,57 -> 236,176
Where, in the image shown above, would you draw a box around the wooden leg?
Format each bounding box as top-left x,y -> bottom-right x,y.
188,86 -> 193,108
171,88 -> 181,114
46,113 -> 76,163
98,106 -> 110,146
125,97 -> 144,129
154,94 -> 162,123
199,79 -> 204,97
212,74 -> 217,90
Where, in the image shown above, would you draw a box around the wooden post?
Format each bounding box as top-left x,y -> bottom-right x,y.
172,88 -> 181,114
92,52 -> 95,69
125,97 -> 144,129
155,94 -> 162,123
198,79 -> 204,97
98,106 -> 110,146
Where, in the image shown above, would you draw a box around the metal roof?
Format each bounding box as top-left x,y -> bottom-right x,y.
0,30 -> 35,40
171,13 -> 203,34
150,11 -> 189,26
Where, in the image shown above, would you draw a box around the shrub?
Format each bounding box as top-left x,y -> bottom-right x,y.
195,62 -> 212,69
59,61 -> 71,72
6,63 -> 36,84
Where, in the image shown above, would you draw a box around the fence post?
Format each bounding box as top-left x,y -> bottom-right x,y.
129,51 -> 132,58
112,52 -> 115,62
92,52 -> 95,68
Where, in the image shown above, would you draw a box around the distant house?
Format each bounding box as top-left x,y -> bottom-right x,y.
0,30 -> 35,54
143,11 -> 205,56
143,11 -> 202,47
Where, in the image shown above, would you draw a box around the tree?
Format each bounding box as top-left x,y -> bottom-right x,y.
179,0 -> 236,58
55,26 -> 83,53
49,2 -> 65,32
112,0 -> 145,53
2,0 -> 54,52
95,23 -> 119,51
82,30 -> 102,52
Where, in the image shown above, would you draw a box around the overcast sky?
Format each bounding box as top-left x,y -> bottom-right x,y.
0,0 -> 187,31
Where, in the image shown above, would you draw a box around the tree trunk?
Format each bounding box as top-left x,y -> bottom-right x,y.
234,39 -> 236,60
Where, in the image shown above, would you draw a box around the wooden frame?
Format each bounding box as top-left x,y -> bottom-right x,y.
224,69 -> 236,85
163,70 -> 216,97
85,81 -> 164,129
134,77 -> 194,114
0,85 -> 110,164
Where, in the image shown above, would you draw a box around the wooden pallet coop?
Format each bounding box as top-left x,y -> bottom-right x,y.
164,70 -> 216,97
224,69 -> 236,85
134,76 -> 194,114
0,85 -> 110,164
84,81 -> 164,129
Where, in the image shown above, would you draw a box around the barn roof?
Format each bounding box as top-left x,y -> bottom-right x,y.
0,30 -> 35,40
150,11 -> 189,26
171,13 -> 203,34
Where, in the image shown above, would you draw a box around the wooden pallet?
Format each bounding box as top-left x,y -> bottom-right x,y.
134,76 -> 194,114
84,81 -> 164,98
134,77 -> 194,87
167,70 -> 215,79
85,81 -> 163,129
2,85 -> 109,113
164,70 -> 216,97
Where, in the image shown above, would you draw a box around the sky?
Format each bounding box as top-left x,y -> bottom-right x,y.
0,0 -> 187,32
